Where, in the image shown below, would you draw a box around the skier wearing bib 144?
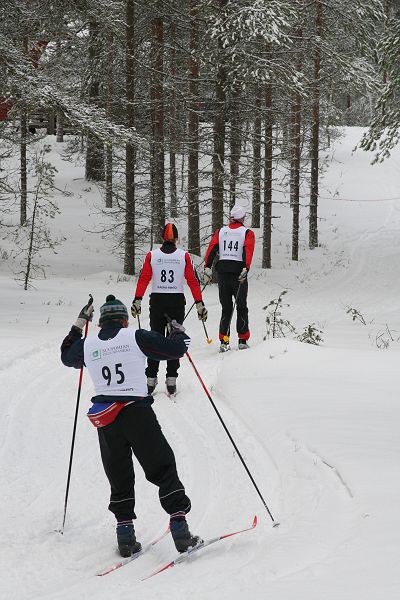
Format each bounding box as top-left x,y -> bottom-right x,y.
60,295 -> 201,557
203,205 -> 255,352
131,223 -> 208,396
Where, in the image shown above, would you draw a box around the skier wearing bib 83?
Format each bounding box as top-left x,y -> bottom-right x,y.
60,295 -> 201,557
131,223 -> 208,396
203,206 -> 255,352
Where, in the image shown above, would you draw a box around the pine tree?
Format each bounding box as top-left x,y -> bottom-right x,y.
124,0 -> 136,275
187,0 -> 201,255
360,0 -> 399,161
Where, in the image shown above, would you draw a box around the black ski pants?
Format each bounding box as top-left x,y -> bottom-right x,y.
217,271 -> 249,340
98,404 -> 191,521
146,296 -> 185,379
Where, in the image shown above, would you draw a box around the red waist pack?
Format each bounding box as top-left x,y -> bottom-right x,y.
87,402 -> 126,428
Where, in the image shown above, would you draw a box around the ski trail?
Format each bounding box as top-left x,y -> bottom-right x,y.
211,342 -> 359,580
0,341 -> 261,598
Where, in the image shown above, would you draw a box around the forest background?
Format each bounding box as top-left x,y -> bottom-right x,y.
1,0 -> 400,284
2,4 -> 400,598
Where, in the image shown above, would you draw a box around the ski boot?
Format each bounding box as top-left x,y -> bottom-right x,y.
238,340 -> 250,350
116,522 -> 141,558
147,377 -> 158,395
170,518 -> 202,553
219,340 -> 230,353
166,376 -> 177,396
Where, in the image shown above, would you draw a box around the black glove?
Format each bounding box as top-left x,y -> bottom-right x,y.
75,300 -> 94,330
131,298 -> 142,317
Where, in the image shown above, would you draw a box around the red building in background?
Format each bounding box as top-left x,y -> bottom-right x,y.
0,99 -> 14,121
0,40 -> 49,121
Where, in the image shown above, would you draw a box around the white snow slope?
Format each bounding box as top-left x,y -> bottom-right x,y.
1,128 -> 400,600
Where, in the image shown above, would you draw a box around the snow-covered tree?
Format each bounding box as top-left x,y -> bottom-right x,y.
360,0 -> 400,161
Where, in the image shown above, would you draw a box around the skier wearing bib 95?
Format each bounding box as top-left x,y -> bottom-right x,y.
60,295 -> 201,557
203,206 -> 255,352
131,223 -> 208,396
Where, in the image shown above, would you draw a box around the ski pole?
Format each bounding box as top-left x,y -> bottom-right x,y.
60,294 -> 93,534
185,350 -> 279,526
202,320 -> 213,344
183,282 -> 208,322
137,314 -> 141,329
223,280 -> 243,343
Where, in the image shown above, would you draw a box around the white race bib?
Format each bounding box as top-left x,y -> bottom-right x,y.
84,328 -> 148,397
218,226 -> 247,261
151,248 -> 186,293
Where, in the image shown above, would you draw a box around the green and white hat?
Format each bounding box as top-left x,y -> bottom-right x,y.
99,294 -> 129,324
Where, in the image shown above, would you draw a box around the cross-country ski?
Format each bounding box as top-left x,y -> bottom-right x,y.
142,516 -> 257,581
97,527 -> 170,577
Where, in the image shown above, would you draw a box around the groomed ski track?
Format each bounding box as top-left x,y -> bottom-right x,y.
0,333 -> 360,599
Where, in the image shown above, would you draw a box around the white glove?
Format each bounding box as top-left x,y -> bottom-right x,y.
75,301 -> 94,330
167,319 -> 186,335
238,268 -> 248,283
131,298 -> 142,317
203,267 -> 213,284
196,301 -> 208,322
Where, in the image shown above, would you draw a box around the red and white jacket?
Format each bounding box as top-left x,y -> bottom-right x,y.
134,243 -> 203,302
204,222 -> 255,274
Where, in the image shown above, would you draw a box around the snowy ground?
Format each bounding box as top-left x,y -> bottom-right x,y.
1,128 -> 400,599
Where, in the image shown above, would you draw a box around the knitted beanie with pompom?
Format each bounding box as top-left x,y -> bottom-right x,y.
99,294 -> 128,324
